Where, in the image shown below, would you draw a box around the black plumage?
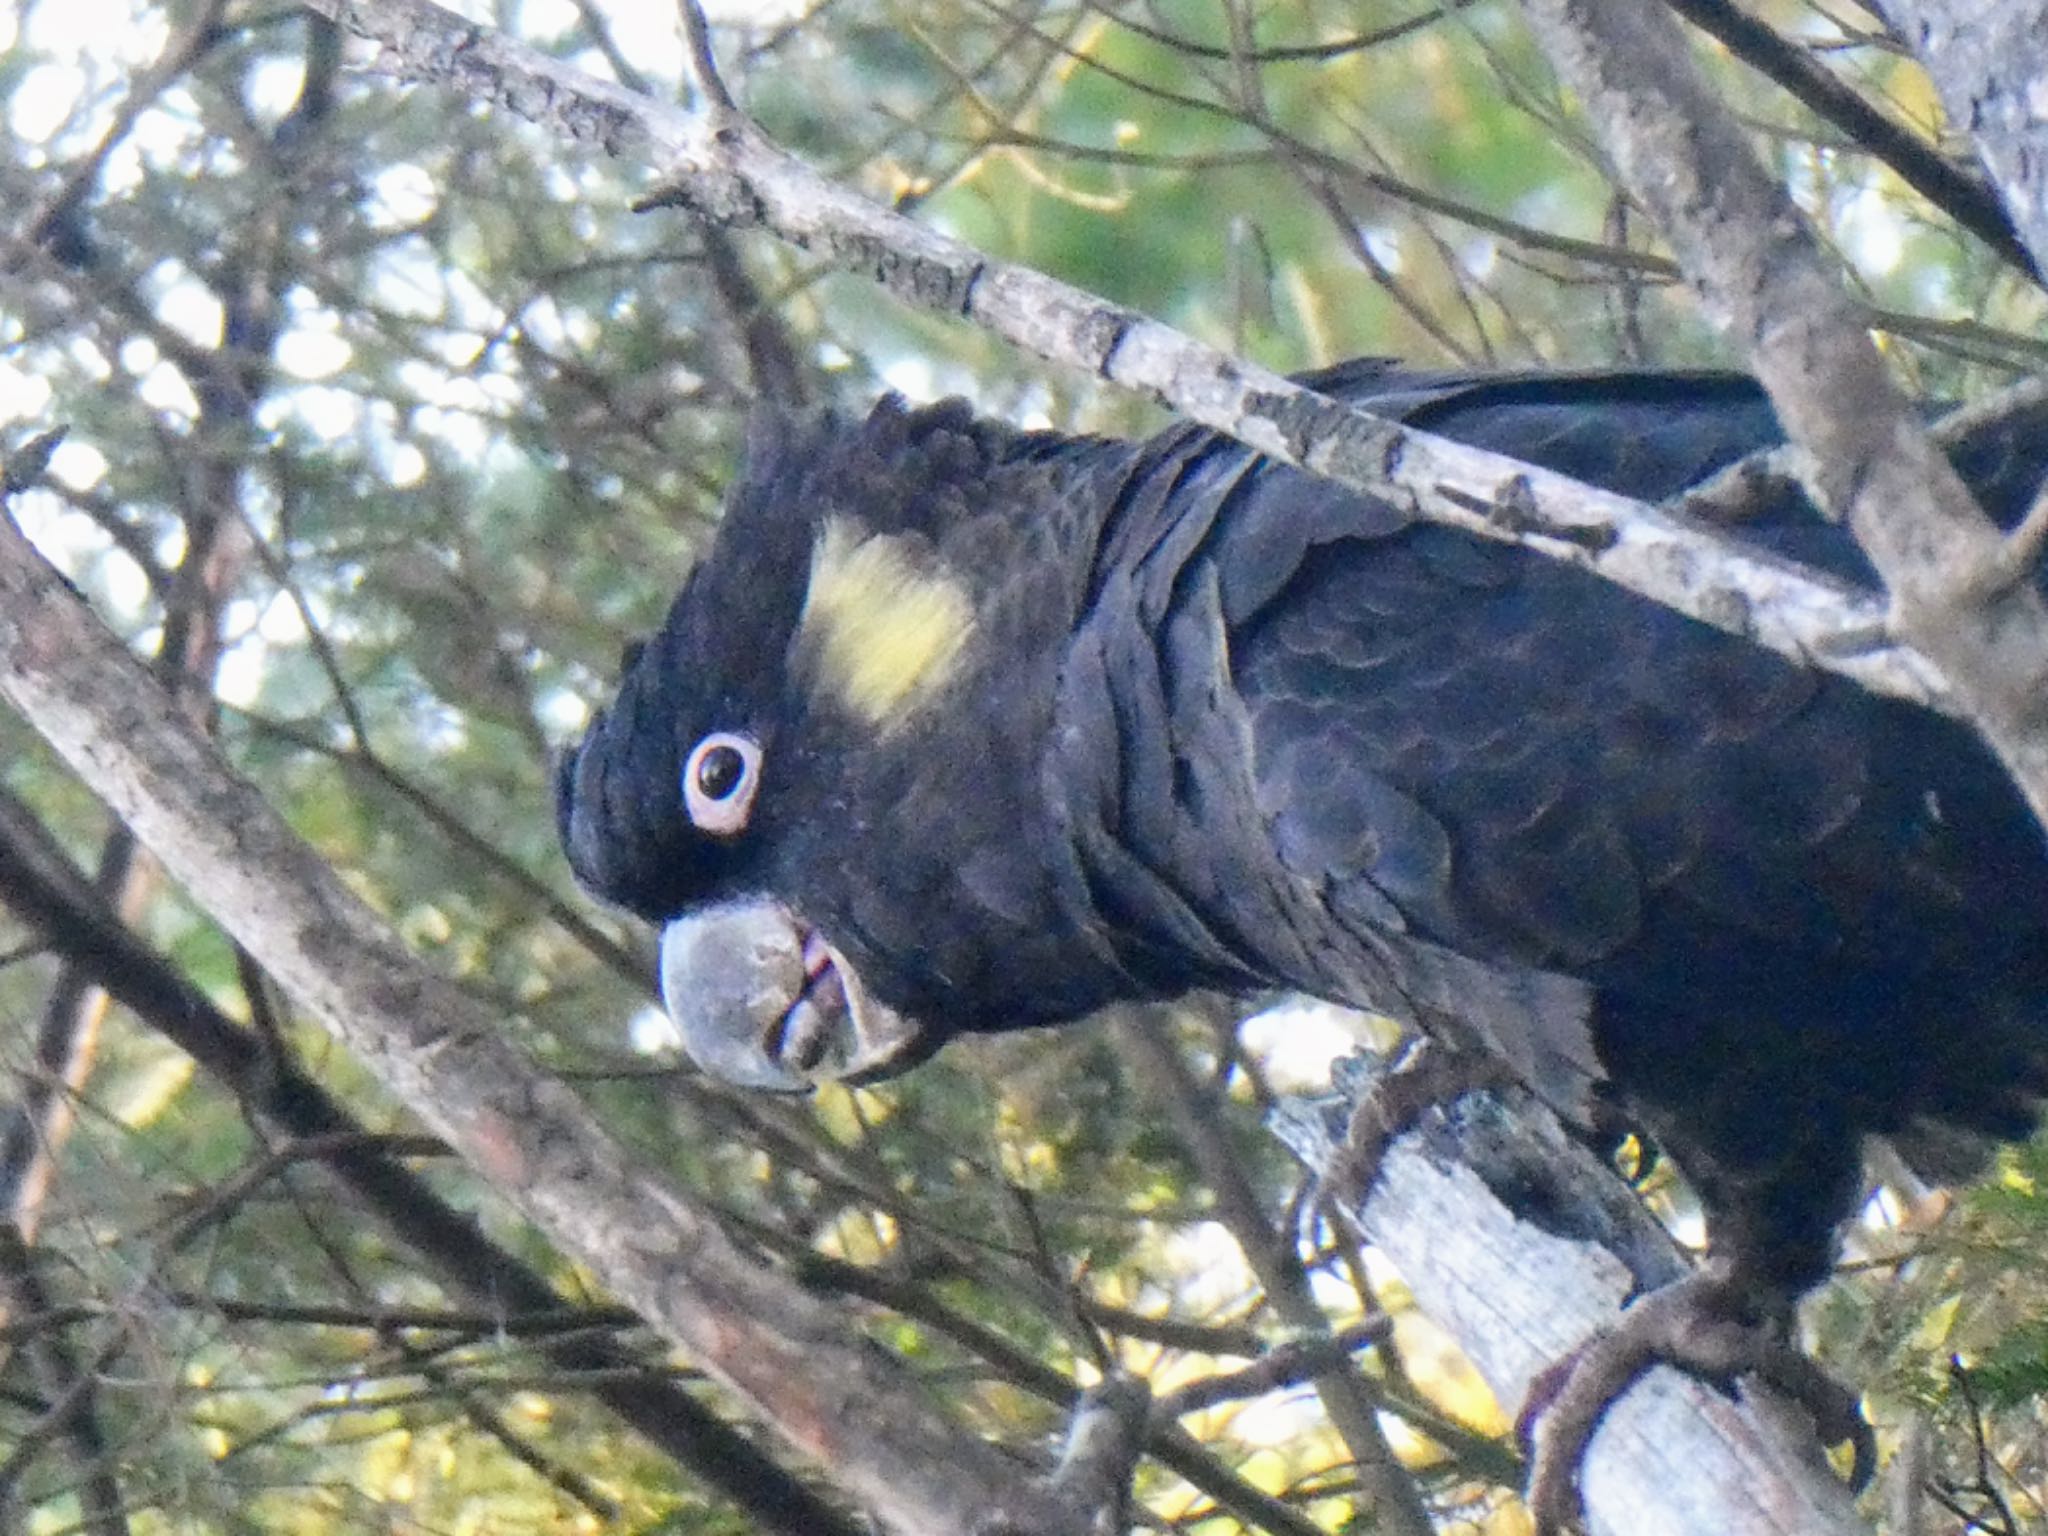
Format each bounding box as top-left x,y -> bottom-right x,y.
558,360 -> 2048,1506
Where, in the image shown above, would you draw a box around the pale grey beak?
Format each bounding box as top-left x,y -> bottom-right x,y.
657,897 -> 928,1090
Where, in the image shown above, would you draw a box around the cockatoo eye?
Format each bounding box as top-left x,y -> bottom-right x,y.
683,732 -> 762,836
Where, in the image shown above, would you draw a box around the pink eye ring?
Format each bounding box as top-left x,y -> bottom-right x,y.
683,731 -> 763,836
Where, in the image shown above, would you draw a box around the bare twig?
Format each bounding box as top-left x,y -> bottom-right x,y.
1676,376 -> 2048,528
1154,1321 -> 1393,1420
0,429 -> 68,498
0,1226 -> 127,1536
677,0 -> 737,117
1094,0 -> 1475,66
1116,1015 -> 1436,1536
1933,1358 -> 2021,1536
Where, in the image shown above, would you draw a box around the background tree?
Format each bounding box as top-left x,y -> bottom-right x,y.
0,1 -> 2046,1533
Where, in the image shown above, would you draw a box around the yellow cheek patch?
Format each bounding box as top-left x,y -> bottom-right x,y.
796,517 -> 977,728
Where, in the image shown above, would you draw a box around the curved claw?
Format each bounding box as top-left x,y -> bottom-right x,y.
1298,1039 -> 1507,1246
1747,1341 -> 1876,1491
1516,1263 -> 1872,1535
1518,1318 -> 1663,1535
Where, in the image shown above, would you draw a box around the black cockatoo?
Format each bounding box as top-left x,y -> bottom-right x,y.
556,360 -> 2048,1525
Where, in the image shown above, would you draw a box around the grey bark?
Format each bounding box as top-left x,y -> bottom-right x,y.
0,782 -> 868,1536
1271,1065 -> 1871,1536
0,508 -> 1061,1536
297,0 -> 1951,716
1522,0 -> 2048,840
1880,1 -> 2048,278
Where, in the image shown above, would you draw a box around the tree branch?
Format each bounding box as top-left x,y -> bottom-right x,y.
0,525 -> 1029,1531
1878,2 -> 2048,280
1657,0 -> 2035,278
294,0 -> 1951,718
0,780 -> 866,1536
1116,1015 -> 1436,1536
1270,1062 -> 1870,1536
0,1225 -> 127,1536
1521,0 -> 2048,829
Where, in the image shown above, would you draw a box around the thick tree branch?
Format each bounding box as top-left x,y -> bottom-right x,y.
0,781 -> 865,1536
1271,1064 -> 1869,1536
294,0 -> 1951,717
0,524 -> 1044,1535
1521,0 -> 2048,830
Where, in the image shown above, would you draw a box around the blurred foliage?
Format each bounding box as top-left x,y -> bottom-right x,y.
0,0 -> 2045,1532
